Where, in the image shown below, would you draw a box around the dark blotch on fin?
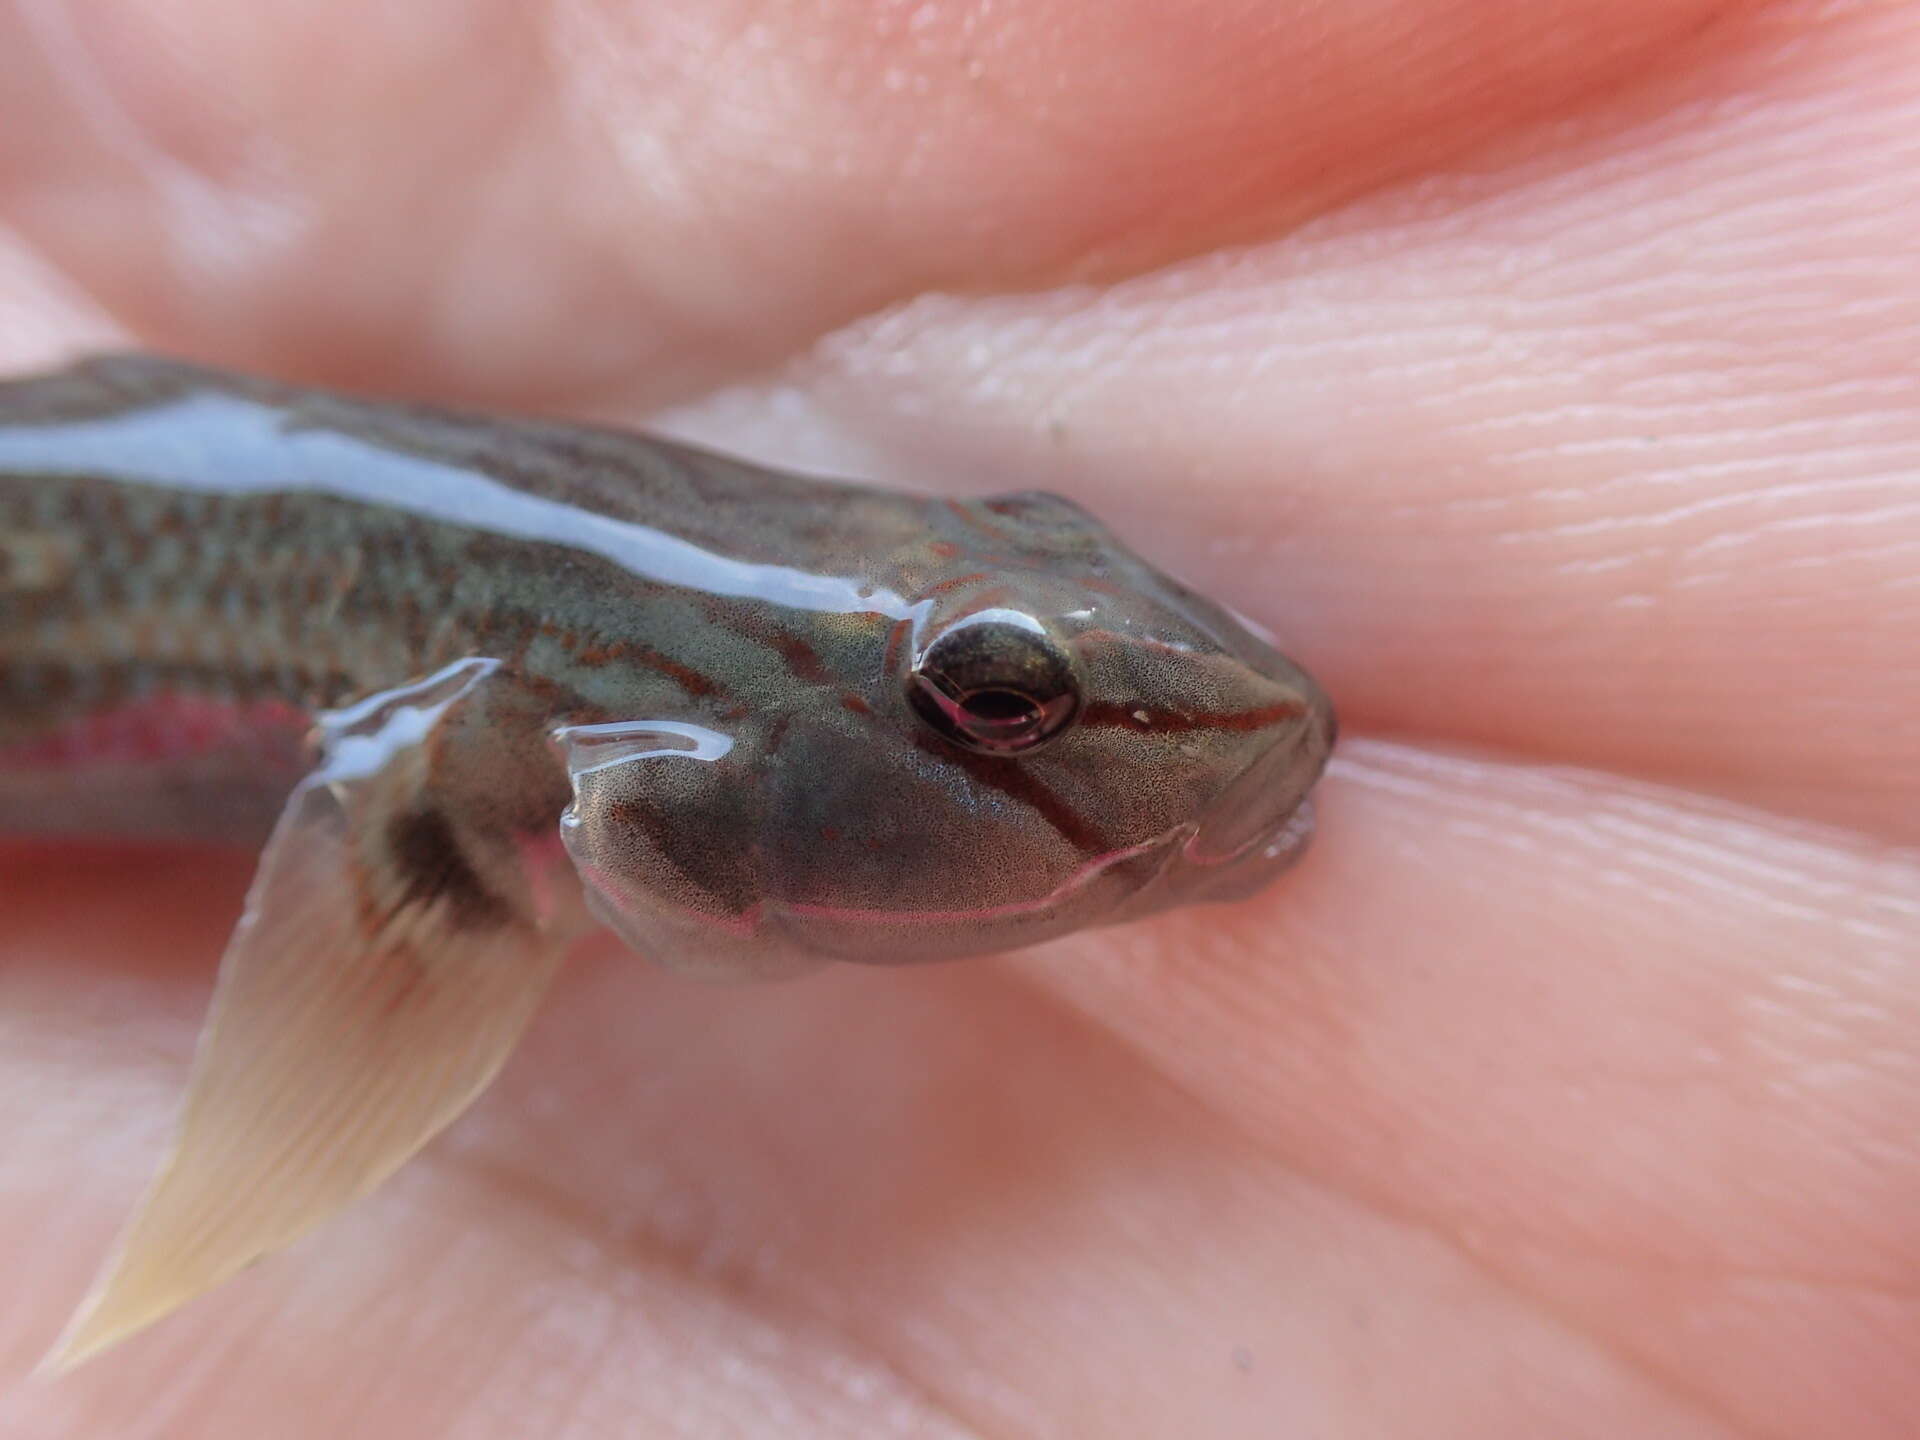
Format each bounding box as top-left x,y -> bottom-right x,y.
385,807 -> 511,930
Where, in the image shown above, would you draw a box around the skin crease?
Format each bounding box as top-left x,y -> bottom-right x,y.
0,0 -> 1916,1433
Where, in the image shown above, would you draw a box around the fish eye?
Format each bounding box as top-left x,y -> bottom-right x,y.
907,611 -> 1081,755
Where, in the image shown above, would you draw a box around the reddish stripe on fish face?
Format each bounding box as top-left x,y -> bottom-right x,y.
882,618 -> 912,680
913,734 -> 1107,856
770,631 -> 828,684
944,497 -> 1018,546
566,632 -> 719,697
699,600 -> 891,693
919,571 -> 992,602
1078,699 -> 1306,735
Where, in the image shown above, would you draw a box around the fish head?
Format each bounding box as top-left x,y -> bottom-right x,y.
557,490 -> 1335,979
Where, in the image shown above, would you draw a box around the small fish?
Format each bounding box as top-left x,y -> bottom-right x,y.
0,354 -> 1335,1367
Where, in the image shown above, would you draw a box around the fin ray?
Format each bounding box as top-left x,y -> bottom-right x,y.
45,660 -> 570,1370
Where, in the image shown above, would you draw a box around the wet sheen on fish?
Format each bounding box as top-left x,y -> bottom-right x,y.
0,354 -> 1335,1366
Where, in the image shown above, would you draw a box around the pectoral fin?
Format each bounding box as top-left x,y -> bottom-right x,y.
45,660 -> 573,1370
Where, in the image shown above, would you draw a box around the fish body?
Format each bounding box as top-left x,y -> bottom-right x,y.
0,354 -> 1334,1364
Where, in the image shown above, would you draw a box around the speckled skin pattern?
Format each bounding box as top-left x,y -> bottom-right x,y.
0,354 -> 1334,976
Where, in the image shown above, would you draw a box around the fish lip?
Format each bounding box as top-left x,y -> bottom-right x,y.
1142,804 -> 1311,910
1182,806 -> 1299,868
1182,724 -> 1313,866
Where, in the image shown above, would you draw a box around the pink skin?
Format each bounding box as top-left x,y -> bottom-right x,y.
2,3 -> 1918,1437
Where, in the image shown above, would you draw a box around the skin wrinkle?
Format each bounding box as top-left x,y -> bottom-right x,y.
1012,0 -> 1764,285
10,0 -> 205,193
1004,892 -> 1920,1304
983,944 -> 1762,1440
9,1 -> 321,332
424,951 -> 1272,1440
7,744 -> 1912,1436
1485,1258 -> 1920,1440
396,926 -> 1734,1437
1034,1046 -> 1877,1440
0,0 -> 1790,403
0,1048 -> 989,1439
719,18 -> 1920,843
998,751 -> 1920,1434
4,1 -> 1920,1434
1337,749 -> 1920,928
417,1146 -> 990,1440
869,1030 -> 1711,1439
1452,1255 -> 1776,1440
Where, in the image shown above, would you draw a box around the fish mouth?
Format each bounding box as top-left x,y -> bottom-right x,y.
1187,805 -> 1309,870
1137,730 -> 1325,909
1188,725 -> 1317,861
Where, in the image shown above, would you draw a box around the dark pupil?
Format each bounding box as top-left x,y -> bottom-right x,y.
960,689 -> 1041,724
907,618 -> 1081,755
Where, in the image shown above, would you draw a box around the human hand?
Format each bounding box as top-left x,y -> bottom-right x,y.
2,2 -> 1916,1435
